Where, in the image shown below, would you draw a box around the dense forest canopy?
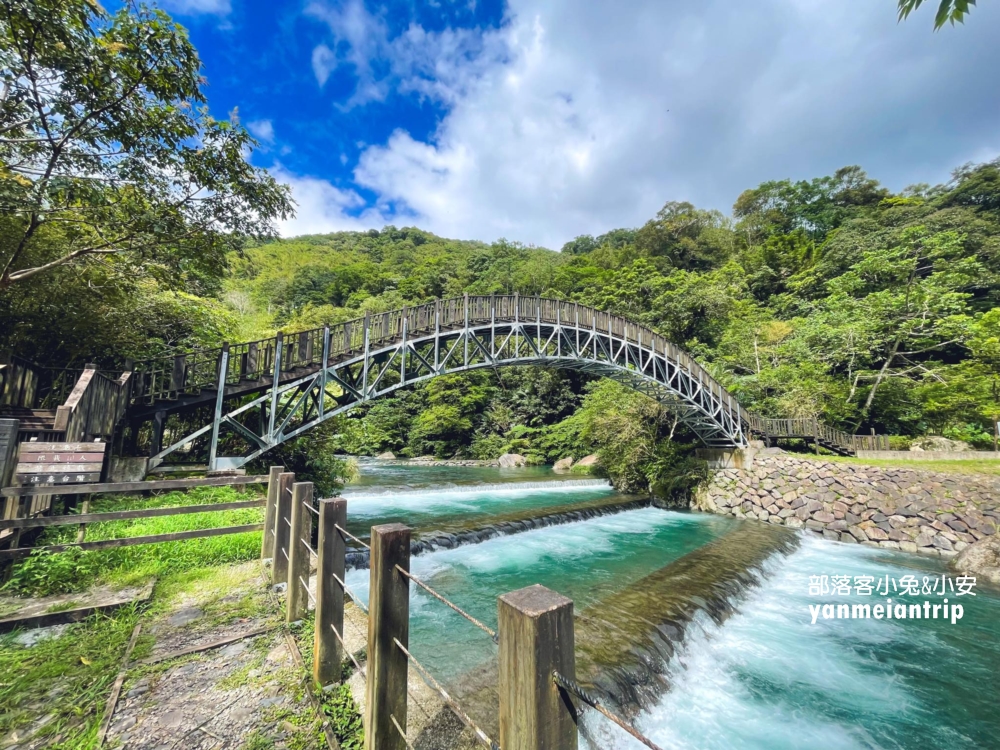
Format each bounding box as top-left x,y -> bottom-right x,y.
3,151 -> 999,490
1,0 -> 997,495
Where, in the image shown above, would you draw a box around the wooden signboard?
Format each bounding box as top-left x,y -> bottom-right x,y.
16,442 -> 106,485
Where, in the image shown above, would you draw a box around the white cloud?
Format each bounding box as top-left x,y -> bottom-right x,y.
305,0 -> 502,108
283,0 -> 1000,248
247,119 -> 275,144
160,0 -> 231,16
311,44 -> 337,87
270,164 -> 393,236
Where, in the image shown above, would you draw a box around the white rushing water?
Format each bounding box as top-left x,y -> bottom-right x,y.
584,534 -> 1000,750
344,507 -> 736,679
341,478 -> 614,517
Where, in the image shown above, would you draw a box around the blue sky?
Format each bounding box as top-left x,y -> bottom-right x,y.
158,0 -> 1000,249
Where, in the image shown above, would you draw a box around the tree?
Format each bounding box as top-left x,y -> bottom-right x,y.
635,201 -> 731,271
823,227 -> 982,427
0,0 -> 292,289
897,0 -> 977,29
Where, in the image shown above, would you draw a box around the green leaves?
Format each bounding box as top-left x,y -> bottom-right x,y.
897,0 -> 977,29
0,0 -> 292,287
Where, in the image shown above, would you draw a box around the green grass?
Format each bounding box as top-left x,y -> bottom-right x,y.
3,486 -> 265,597
293,611 -> 364,750
0,606 -> 141,749
822,454 -> 1000,476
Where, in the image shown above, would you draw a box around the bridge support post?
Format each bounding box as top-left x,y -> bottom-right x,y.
365,523 -> 410,750
261,465 -> 284,560
208,344 -> 229,472
287,481 -> 313,623
313,497 -> 346,686
272,471 -> 294,586
498,584 -> 578,750
319,326 -> 330,419
267,333 -> 283,442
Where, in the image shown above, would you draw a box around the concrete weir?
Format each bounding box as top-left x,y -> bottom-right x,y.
574,521 -> 799,716
344,495 -> 652,569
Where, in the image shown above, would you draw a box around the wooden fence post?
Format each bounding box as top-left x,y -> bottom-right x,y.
261,465 -> 284,560
314,498 -> 346,686
287,481 -> 313,623
365,523 -> 410,750
272,472 -> 295,586
498,584 -> 578,750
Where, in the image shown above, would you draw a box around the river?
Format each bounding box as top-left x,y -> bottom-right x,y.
340,459 -> 1000,749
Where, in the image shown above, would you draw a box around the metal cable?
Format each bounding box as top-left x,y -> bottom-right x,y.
280,547 -> 289,561
331,571 -> 369,614
303,502 -> 319,515
334,523 -> 370,550
329,621 -> 366,681
300,576 -> 316,606
394,565 -> 497,644
283,517 -> 292,528
551,671 -> 664,750
300,536 -> 318,559
393,638 -> 500,750
390,715 -> 415,750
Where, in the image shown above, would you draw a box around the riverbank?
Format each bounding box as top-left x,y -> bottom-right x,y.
693,450 -> 1000,557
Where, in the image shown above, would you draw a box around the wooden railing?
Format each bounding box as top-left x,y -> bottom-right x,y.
0,356 -> 38,409
53,366 -> 133,442
746,415 -> 889,453
128,294 -> 735,414
264,468 -> 656,750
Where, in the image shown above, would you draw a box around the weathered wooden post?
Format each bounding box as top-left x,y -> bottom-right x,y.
313,498 -> 346,686
272,471 -> 295,586
365,523 -> 410,750
498,584 -> 578,750
287,481 -> 313,623
261,465 -> 284,560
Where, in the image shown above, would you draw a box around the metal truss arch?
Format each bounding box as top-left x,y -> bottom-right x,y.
149,296 -> 747,471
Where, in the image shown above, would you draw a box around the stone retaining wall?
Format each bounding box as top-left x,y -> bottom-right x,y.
693,451 -> 1000,558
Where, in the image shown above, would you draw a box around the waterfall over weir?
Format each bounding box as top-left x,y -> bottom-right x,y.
335,462 -> 1000,750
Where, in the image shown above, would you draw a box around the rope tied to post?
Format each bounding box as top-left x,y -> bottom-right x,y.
394,565 -> 498,644
328,620 -> 367,681
393,638 -> 500,750
299,576 -> 316,606
331,571 -> 369,614
389,714 -> 415,750
551,671 -> 664,750
334,523 -> 370,550
300,536 -> 318,559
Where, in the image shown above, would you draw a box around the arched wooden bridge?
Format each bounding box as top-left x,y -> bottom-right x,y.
0,295 -> 888,474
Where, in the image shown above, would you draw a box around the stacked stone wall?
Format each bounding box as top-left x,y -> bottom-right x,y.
693,452 -> 1000,557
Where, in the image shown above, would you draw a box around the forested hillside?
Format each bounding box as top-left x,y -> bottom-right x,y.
3,159 -> 1000,491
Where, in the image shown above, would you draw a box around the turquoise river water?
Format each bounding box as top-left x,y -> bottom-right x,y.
341,460 -> 1000,749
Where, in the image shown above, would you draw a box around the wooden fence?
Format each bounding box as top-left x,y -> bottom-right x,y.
0,474 -> 268,560
264,468 -> 662,750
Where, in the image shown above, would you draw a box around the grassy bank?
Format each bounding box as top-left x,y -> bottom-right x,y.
821,455 -> 1000,477
3,485 -> 265,597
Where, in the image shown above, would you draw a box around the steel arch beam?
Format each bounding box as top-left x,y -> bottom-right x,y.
151,312 -> 746,470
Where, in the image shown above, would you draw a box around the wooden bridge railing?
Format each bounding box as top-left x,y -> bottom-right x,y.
746,415 -> 890,453
127,294 -> 738,417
